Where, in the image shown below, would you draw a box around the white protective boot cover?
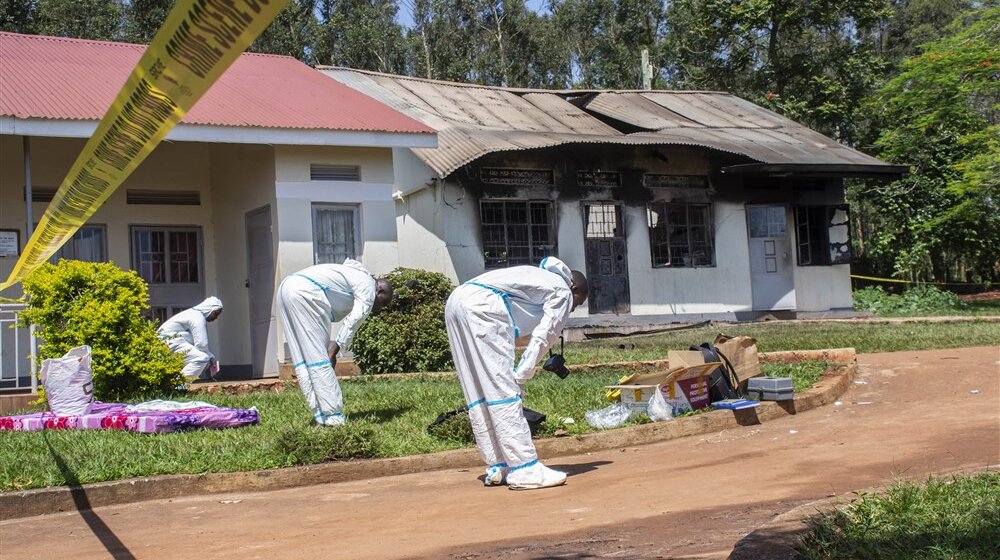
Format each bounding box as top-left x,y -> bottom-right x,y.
506,461 -> 568,490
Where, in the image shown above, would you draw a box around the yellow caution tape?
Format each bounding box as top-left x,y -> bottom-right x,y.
0,0 -> 288,293
850,274 -> 986,286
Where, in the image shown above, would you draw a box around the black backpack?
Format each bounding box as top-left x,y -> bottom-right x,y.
690,343 -> 746,402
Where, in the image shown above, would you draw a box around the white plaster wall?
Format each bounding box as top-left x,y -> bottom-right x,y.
793,265 -> 853,310
623,201 -> 754,315
273,145 -> 400,361
0,135 -> 229,373
208,143 -> 277,371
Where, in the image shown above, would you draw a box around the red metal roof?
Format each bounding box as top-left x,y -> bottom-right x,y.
0,32 -> 434,135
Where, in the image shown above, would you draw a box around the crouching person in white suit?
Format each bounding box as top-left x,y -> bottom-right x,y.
445,257 -> 588,490
157,297 -> 224,380
277,259 -> 393,427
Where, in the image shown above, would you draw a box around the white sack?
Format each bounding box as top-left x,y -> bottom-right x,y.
41,345 -> 94,416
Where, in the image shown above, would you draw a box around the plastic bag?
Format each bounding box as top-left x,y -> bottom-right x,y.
41,345 -> 94,416
585,402 -> 633,429
646,387 -> 673,422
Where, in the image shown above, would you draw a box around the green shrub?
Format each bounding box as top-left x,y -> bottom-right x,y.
18,260 -> 184,400
351,268 -> 454,373
853,285 -> 967,316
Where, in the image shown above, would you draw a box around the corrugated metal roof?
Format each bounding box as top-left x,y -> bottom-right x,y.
322,68 -> 898,177
0,32 -> 433,135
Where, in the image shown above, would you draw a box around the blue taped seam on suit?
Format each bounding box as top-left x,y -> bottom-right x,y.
487,395 -> 521,407
508,458 -> 539,472
465,281 -> 520,337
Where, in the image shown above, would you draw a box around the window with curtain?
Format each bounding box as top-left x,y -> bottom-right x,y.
49,225 -> 107,263
312,204 -> 359,264
647,202 -> 714,267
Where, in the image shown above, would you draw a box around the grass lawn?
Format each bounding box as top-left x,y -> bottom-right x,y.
798,472 -> 1000,560
563,319 -> 1000,364
1,361 -> 824,491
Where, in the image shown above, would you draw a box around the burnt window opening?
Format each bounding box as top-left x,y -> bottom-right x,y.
480,200 -> 556,268
795,205 -> 851,266
647,202 -> 714,268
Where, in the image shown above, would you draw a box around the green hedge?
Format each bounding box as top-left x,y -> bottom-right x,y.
351,268 -> 454,373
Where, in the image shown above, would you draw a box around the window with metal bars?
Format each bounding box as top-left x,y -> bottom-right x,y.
647,202 -> 714,267
130,226 -> 201,284
480,200 -> 556,268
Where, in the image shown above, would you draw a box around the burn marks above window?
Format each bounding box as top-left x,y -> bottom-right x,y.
578,171 -> 621,188
310,164 -> 361,181
644,175 -> 708,189
480,168 -> 554,187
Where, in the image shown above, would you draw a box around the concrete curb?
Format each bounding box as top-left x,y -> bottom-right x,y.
726,463 -> 1000,560
2,349 -> 856,520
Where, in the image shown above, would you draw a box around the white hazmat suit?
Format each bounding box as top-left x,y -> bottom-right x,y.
277,259 -> 376,426
157,297 -> 223,380
445,257 -> 575,489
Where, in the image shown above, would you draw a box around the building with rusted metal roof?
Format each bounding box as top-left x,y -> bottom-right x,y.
322,68 -> 904,325
0,33 -> 436,385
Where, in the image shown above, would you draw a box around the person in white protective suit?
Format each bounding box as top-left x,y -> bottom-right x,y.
277,259 -> 393,426
157,297 -> 224,381
445,257 -> 589,490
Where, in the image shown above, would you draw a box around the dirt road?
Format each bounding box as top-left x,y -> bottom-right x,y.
2,347 -> 998,560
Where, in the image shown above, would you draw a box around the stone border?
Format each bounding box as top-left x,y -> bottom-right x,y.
1,349 -> 856,520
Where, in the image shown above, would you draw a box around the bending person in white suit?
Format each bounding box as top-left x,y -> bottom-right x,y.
158,297 -> 224,380
445,257 -> 588,490
277,259 -> 393,426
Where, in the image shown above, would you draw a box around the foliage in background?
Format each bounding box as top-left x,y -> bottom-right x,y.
853,285 -> 967,315
853,6 -> 1000,282
18,260 -> 184,400
798,472 -> 1000,560
662,0 -> 891,143
351,268 -> 454,373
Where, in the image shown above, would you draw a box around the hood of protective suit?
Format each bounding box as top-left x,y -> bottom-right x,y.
341,258 -> 370,275
192,296 -> 223,317
539,257 -> 572,288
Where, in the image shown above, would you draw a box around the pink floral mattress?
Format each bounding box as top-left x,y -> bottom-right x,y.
0,402 -> 259,433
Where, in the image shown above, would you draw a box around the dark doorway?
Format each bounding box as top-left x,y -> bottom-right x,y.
582,202 -> 630,314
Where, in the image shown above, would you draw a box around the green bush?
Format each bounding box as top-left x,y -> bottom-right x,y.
18,260 -> 184,400
853,285 -> 967,316
351,268 -> 455,373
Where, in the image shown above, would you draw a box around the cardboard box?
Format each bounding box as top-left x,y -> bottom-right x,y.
606,361 -> 720,416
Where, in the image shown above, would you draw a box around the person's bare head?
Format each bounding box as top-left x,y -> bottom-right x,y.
570,270 -> 588,311
374,279 -> 394,312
